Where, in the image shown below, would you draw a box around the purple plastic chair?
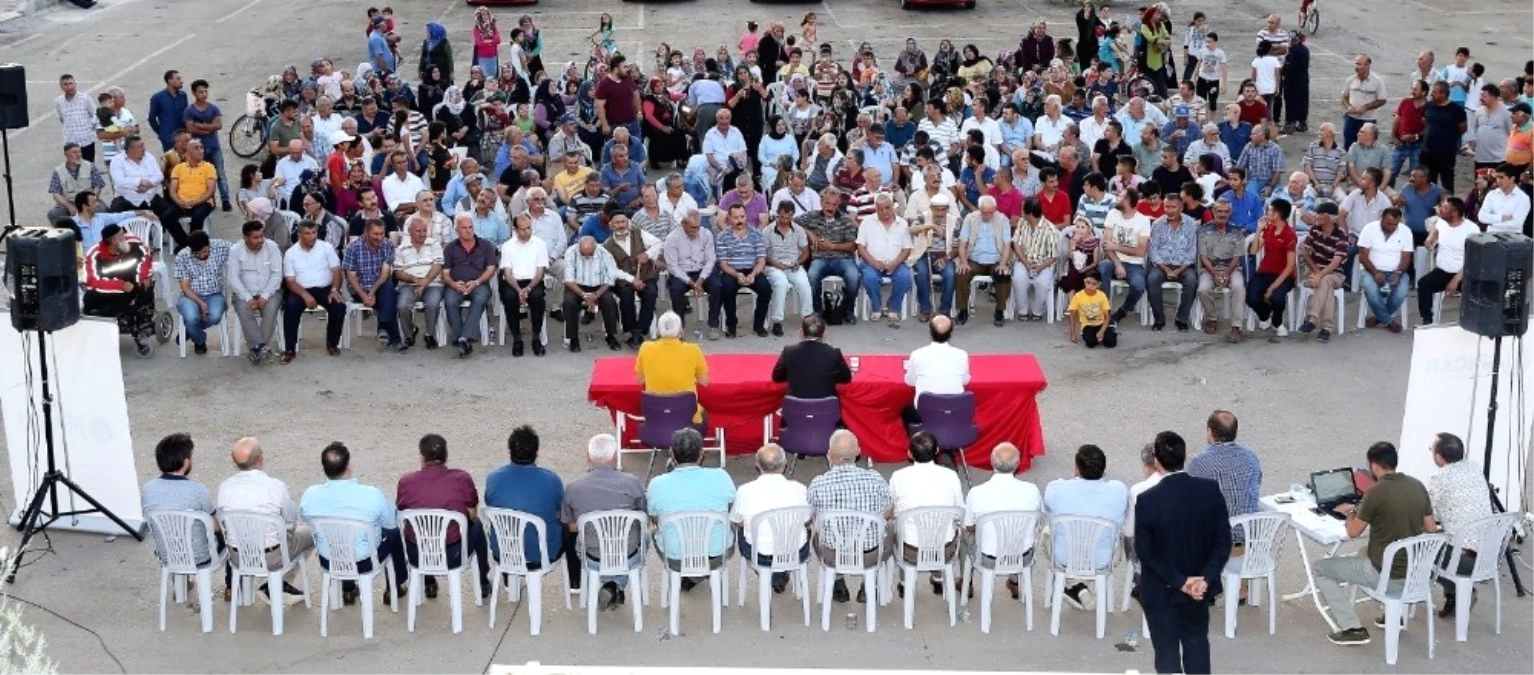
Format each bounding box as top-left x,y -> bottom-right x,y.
635,392 -> 706,481
774,396 -> 840,476
907,392 -> 978,490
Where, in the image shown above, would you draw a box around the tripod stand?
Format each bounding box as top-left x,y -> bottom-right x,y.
5,330 -> 144,584
1478,334 -> 1528,597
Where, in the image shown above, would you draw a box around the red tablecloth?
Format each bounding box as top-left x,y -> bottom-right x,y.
586,353 -> 1048,472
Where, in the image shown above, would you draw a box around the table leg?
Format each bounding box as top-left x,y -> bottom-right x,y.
1281,530 -> 1342,633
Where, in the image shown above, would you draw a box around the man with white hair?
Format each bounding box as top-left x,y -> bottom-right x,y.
1270,172 -> 1319,233
807,430 -> 892,604
963,442 -> 1042,599
524,186 -> 569,285
217,437 -> 312,604
1079,96 -> 1114,150
731,444 -> 811,594
1032,95 -> 1071,153
856,194 -> 914,324
395,214 -> 444,349
272,139 -> 318,206
561,235 -> 622,352
562,434 -> 647,609
954,195 -> 1013,327
1181,123 -> 1232,169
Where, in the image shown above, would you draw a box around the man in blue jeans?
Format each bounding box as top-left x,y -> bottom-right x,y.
797,188 -> 861,323
344,220 -> 408,352
855,194 -> 914,323
1355,207 -> 1414,331
1096,190 -> 1152,324
172,231 -> 231,355
300,442 -> 409,606
911,192 -> 958,321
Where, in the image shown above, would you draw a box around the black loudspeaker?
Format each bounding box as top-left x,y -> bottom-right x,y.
1462,233 -> 1532,339
5,228 -> 79,332
0,63 -> 28,131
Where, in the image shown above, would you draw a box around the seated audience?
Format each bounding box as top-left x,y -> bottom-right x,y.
889,431 -> 964,594
300,442 -> 408,605
963,443 -> 1042,599
807,430 -> 892,604
484,426 -> 566,574
563,434 -> 647,609
731,444 -> 812,593
217,437 -> 311,604
396,434 -> 492,600
1043,444 -> 1128,609
1426,432 -> 1492,617
647,428 -> 737,591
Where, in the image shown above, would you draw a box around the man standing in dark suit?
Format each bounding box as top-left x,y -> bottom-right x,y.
770,314 -> 852,399
1135,431 -> 1232,675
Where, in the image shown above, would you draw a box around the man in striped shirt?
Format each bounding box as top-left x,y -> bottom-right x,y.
561,236 -> 621,352
708,204 -> 772,339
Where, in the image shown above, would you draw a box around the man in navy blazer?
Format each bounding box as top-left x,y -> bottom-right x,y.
770,314 -> 852,399
1135,430 -> 1232,674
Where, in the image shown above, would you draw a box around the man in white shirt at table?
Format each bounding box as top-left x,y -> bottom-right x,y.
730,444 -> 811,594
216,436 -> 312,604
964,442 -> 1042,600
903,314 -> 969,425
889,431 -> 965,595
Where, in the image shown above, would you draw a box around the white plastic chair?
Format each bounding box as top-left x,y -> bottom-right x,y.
965,275 -> 1015,320
483,507 -> 571,635
856,276 -> 913,321
736,506 -> 813,630
1295,283 -> 1345,335
307,516 -> 397,639
1221,512 -> 1292,638
436,298 -> 492,347
814,510 -> 889,632
492,280 -> 549,347
219,510 -> 312,635
655,511 -> 733,635
145,510 -> 226,633
1149,279 -> 1204,326
895,506 -> 964,629
1437,513 -> 1518,642
398,509 -> 483,634
175,305 -> 236,357
121,216 -> 171,265
961,510 -> 1042,634
1108,278 -> 1151,325
1348,533 -> 1451,665
575,509 -> 650,634
1045,514 -> 1117,639
279,210 -> 301,242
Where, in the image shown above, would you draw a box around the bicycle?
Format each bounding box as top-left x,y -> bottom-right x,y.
1299,0 -> 1321,36
228,87 -> 274,159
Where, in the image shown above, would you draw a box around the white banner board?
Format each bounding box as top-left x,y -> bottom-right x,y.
0,314 -> 145,535
1398,324 -> 1533,515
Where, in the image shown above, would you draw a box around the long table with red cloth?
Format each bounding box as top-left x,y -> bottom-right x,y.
586,353 -> 1048,472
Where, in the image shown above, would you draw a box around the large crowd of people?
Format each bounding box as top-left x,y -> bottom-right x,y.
37,3 -> 1534,359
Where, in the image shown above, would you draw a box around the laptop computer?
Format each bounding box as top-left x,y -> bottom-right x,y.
1309,468 -> 1364,519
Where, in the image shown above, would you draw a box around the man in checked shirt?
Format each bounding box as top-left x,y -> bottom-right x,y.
1185,409 -> 1263,584
807,430 -> 891,604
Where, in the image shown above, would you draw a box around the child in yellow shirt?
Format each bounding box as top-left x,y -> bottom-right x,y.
1068,270 -> 1118,348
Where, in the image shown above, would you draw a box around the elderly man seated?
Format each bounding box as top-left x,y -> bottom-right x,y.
300,442 -> 409,606
764,201 -> 814,336
217,437 -> 313,604
964,443 -> 1042,599
647,428 -> 737,592
394,215 -> 445,350
808,430 -> 892,604
561,235 -> 623,352
797,188 -> 861,325
707,203 -> 773,339
856,194 -> 914,325
731,444 -> 811,594
603,211 -> 663,348
82,224 -> 157,351
663,212 -> 717,329
889,431 -> 964,596
636,310 -> 710,423
563,434 -> 648,609
955,195 -> 1014,327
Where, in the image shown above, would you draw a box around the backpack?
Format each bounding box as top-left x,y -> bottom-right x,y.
821,285 -> 845,325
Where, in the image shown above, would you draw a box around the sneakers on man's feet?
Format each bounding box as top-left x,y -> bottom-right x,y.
1298,319 -> 1316,334
831,579 -> 850,603
1275,324 -> 1289,337
1317,329 -> 1331,343
598,581 -> 620,611
1328,627 -> 1371,645
1062,583 -> 1090,610
455,338 -> 471,358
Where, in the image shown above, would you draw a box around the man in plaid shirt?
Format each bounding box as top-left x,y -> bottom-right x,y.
54,75 -> 97,162
1234,125 -> 1287,198
344,220 -> 408,352
1185,410 -> 1263,550
808,430 -> 891,603
173,231 -> 233,355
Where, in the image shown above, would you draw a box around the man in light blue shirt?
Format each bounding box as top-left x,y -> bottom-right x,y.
70,190 -> 143,251
998,103 -> 1035,167
300,442 -> 408,603
1043,444 -> 1128,609
861,126 -> 899,189
440,159 -> 480,218
646,428 -> 736,591
367,18 -> 395,75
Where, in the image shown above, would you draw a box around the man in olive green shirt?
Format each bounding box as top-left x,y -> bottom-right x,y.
1312,441 -> 1435,646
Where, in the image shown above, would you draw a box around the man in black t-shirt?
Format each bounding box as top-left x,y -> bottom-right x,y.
1420,81 -> 1468,192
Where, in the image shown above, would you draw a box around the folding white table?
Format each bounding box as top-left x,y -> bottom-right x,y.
1259,491 -> 1354,633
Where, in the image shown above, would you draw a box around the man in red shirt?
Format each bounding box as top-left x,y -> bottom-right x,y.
396,434 -> 491,600
1036,167 -> 1073,227
1244,201 -> 1298,337
594,54 -> 642,139
1387,79 -> 1429,189
1236,83 -> 1270,128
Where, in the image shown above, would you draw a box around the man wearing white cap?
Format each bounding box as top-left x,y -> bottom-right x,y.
908,190 -> 958,322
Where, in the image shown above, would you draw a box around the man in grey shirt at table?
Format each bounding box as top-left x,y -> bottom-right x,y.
562,433 -> 648,611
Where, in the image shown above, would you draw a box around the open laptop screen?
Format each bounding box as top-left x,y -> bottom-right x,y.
1311,468 -> 1360,505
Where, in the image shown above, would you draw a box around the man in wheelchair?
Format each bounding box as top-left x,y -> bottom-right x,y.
83,224 -> 157,348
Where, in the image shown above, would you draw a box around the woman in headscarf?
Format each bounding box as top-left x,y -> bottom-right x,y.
500,66 -> 532,106
930,40 -> 959,88
728,65 -> 770,175
574,79 -> 605,159
434,85 -> 478,155
758,22 -> 785,84
956,45 -> 993,84
295,81 -> 319,116
472,8 -> 501,79
690,48 -> 709,79
353,62 -> 375,94
462,64 -> 487,103
642,76 -> 688,169
533,79 -> 566,144
419,23 -> 453,85
757,116 -> 798,190
1075,1 -> 1107,71
518,15 -> 546,79
279,65 -> 303,100
894,38 -> 928,86
1019,21 -> 1057,73
716,45 -> 736,79
412,62 -> 441,110
1138,5 -> 1172,97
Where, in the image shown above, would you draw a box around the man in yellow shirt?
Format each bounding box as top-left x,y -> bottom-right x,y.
162,138 -> 218,251
550,152 -> 596,208
1067,270 -> 1118,348
635,310 -> 709,422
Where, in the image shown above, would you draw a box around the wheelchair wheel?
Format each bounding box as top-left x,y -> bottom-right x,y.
136,340 -> 155,359
155,311 -> 174,344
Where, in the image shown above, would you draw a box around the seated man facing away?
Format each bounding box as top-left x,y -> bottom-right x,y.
1185,410 -> 1262,550
484,426 -> 566,577
1043,444 -> 1128,610
903,315 -> 970,423
731,444 -> 811,594
808,430 -> 892,604
142,433 -> 226,595
217,437 -> 312,604
563,434 -> 648,610
770,314 -> 852,400
647,428 -> 737,592
396,434 -> 492,600
1312,441 -> 1435,646
635,311 -> 709,424
1425,432 -> 1492,618
300,442 -> 408,606
964,443 -> 1042,599
889,431 -> 964,594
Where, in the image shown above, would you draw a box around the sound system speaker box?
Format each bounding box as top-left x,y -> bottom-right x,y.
0,63 -> 28,131
5,228 -> 80,333
1462,232 -> 1532,339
